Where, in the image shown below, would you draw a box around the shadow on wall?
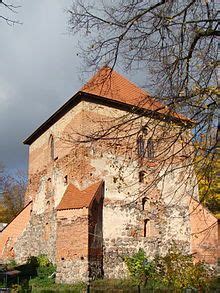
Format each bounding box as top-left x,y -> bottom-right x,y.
88,183 -> 104,280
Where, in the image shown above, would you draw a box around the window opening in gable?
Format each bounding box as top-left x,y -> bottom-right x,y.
49,135 -> 55,161
137,135 -> 145,157
147,138 -> 154,158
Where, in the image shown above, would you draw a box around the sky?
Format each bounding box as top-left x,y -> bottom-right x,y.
0,0 -> 82,173
0,0 -> 146,175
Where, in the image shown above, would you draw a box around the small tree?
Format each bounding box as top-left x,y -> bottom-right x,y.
154,245 -> 213,290
0,165 -> 26,223
124,249 -> 155,286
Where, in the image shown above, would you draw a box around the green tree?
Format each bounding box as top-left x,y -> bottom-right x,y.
195,135 -> 220,213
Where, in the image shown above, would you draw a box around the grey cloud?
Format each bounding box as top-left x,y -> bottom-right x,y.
0,0 -> 81,171
0,0 -> 148,173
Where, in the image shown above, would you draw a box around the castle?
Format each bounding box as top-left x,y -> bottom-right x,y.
0,67 -> 218,283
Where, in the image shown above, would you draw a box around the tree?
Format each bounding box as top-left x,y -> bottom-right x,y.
195,134 -> 220,213
0,0 -> 20,25
68,0 -> 219,213
0,164 -> 26,223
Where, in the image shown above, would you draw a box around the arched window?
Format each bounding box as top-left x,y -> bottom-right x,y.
137,135 -> 145,157
147,139 -> 154,158
144,219 -> 149,237
49,135 -> 55,161
142,197 -> 148,210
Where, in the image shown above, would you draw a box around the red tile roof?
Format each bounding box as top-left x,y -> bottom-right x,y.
57,181 -> 103,210
82,66 -> 191,123
24,67 -> 192,145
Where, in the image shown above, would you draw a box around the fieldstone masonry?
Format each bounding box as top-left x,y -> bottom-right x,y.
0,68 -> 218,284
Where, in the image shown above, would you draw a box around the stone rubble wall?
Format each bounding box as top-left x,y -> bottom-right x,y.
8,98 -> 218,283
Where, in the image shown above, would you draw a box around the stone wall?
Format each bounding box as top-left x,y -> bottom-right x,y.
14,210 -> 57,263
5,97 -> 218,284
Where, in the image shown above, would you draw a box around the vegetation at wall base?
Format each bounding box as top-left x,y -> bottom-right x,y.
124,245 -> 218,291
0,251 -> 219,292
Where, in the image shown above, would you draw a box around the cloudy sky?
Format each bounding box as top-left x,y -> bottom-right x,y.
0,0 -> 146,175
0,0 -> 83,173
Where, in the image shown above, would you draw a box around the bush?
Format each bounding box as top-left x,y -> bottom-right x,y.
154,245 -> 213,290
124,248 -> 155,285
124,245 -> 215,290
29,255 -> 56,289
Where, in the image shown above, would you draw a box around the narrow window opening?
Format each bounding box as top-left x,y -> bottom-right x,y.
147,139 -> 154,158
64,175 -> 68,184
141,126 -> 148,135
142,197 -> 148,211
137,135 -> 145,157
49,135 -> 55,161
139,171 -> 145,183
144,219 -> 149,237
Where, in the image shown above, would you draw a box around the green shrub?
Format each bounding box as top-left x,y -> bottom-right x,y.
154,245 -> 213,290
124,245 -> 215,290
30,254 -> 56,290
124,248 -> 155,285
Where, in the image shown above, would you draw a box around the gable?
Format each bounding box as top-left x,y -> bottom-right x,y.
57,181 -> 103,210
24,67 -> 192,145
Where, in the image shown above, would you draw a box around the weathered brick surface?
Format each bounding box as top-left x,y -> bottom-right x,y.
0,202 -> 32,261
56,209 -> 88,261
189,197 -> 219,264
0,71 -> 218,283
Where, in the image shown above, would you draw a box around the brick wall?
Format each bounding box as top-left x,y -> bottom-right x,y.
189,197 -> 219,265
56,208 -> 89,283
0,202 -> 32,261
8,97 -> 218,283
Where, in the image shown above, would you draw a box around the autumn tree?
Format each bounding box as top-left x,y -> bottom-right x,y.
0,164 -> 26,223
68,0 -> 219,212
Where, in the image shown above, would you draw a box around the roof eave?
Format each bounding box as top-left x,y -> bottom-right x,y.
23,91 -> 83,145
23,91 -> 193,146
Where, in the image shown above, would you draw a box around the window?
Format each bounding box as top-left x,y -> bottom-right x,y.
144,219 -> 149,237
147,139 -> 154,158
64,175 -> 68,184
139,171 -> 145,183
49,135 -> 55,161
141,125 -> 148,135
142,197 -> 148,210
137,135 -> 145,157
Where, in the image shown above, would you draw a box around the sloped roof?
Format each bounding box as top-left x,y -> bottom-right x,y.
24,67 -> 192,145
81,67 -> 190,122
57,181 -> 103,210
